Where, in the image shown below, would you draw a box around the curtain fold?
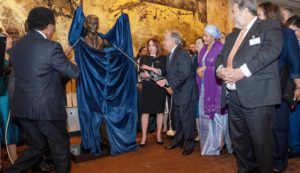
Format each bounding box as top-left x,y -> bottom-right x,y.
68,7 -> 137,156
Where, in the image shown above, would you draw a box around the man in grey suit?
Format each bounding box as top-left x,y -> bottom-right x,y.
157,30 -> 198,156
5,7 -> 79,173
216,0 -> 282,172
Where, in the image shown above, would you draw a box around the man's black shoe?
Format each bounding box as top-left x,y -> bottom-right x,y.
288,151 -> 300,159
273,168 -> 282,173
33,160 -> 55,172
165,144 -> 177,150
182,149 -> 193,156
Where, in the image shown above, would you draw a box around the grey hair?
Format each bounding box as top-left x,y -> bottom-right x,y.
166,30 -> 183,46
233,0 -> 257,16
281,7 -> 295,18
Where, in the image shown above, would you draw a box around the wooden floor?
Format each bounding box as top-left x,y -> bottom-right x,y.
1,132 -> 300,173
71,133 -> 300,173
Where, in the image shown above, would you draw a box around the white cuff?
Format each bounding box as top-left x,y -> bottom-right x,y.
156,69 -> 162,75
240,64 -> 252,77
216,65 -> 223,74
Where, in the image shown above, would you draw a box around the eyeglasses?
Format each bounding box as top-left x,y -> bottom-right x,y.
7,32 -> 19,36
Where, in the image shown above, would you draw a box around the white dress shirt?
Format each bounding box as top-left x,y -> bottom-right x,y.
35,30 -> 47,39
226,17 -> 257,90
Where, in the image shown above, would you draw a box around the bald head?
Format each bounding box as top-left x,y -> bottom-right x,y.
85,15 -> 99,34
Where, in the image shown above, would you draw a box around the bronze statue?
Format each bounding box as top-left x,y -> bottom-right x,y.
84,15 -> 111,149
84,15 -> 110,50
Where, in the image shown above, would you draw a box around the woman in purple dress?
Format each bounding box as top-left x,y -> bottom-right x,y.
197,25 -> 232,155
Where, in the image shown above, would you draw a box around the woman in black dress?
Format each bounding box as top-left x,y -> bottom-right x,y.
139,38 -> 166,146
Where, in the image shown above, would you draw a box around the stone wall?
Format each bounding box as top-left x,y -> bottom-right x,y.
0,0 -> 230,52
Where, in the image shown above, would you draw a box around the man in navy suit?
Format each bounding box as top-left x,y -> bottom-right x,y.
157,30 -> 198,156
216,0 -> 283,172
5,7 -> 79,173
257,3 -> 300,172
286,15 -> 300,160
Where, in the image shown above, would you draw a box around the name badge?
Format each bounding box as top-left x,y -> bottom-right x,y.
249,37 -> 261,46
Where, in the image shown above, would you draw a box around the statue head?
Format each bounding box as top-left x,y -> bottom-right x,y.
84,15 -> 99,34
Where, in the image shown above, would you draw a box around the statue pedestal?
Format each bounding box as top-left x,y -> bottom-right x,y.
70,118 -> 110,162
70,143 -> 110,163
69,115 -> 110,163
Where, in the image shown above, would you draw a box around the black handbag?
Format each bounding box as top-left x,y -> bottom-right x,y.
280,65 -> 297,107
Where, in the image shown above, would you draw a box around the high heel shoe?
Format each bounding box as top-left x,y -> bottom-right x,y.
157,136 -> 164,145
157,140 -> 164,145
139,139 -> 147,147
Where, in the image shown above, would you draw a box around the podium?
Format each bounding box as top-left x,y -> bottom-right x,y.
66,106 -> 81,135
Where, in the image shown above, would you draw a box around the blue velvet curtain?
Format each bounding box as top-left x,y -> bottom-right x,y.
68,7 -> 137,156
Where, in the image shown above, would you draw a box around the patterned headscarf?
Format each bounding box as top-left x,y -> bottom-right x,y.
204,25 -> 221,39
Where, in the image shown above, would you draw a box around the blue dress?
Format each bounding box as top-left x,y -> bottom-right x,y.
0,59 -> 20,144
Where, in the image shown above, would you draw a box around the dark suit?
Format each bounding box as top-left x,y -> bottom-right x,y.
273,27 -> 300,172
5,31 -> 79,173
167,46 -> 198,150
216,19 -> 282,173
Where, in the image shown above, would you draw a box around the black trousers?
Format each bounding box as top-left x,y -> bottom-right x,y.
272,100 -> 290,171
228,91 -> 273,173
171,99 -> 196,150
5,118 -> 70,173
